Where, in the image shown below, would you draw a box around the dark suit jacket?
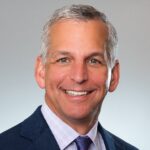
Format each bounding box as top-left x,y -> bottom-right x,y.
0,106 -> 138,150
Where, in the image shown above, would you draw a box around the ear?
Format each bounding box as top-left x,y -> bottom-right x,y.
35,56 -> 45,89
109,60 -> 120,92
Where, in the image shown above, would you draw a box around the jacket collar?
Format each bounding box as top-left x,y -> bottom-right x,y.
20,106 -> 60,150
98,123 -> 116,150
20,106 -> 116,150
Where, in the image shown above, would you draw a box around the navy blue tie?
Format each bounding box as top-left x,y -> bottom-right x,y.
75,136 -> 92,150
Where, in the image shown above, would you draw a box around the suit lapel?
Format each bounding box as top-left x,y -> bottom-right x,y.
98,123 -> 116,150
19,106 -> 118,150
28,127 -> 60,150
20,106 -> 60,150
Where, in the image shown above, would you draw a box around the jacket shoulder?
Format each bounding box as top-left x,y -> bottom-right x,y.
0,106 -> 43,150
107,130 -> 139,150
99,124 -> 139,150
0,122 -> 32,150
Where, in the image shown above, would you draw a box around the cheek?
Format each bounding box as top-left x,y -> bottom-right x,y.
45,67 -> 68,88
90,69 -> 109,86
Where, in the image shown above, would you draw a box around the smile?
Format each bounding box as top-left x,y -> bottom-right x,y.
65,90 -> 92,96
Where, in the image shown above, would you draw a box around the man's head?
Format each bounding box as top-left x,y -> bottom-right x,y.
35,4 -> 119,134
40,4 -> 118,68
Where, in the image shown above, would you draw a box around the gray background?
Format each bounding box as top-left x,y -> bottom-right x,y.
0,0 -> 149,149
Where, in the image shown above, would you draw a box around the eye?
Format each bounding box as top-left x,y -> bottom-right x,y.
88,58 -> 102,65
56,57 -> 70,64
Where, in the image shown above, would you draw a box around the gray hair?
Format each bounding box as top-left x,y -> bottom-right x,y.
40,4 -> 118,67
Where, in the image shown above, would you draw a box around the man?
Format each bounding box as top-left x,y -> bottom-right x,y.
0,4 -> 138,150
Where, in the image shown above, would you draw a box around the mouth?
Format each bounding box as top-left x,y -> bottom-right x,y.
64,90 -> 93,96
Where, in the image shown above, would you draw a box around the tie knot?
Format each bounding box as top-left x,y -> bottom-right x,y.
75,136 -> 92,150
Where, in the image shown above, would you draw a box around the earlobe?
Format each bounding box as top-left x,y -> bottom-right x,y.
35,56 -> 45,89
109,60 -> 120,92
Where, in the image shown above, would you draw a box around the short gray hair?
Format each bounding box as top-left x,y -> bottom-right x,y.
40,4 -> 118,67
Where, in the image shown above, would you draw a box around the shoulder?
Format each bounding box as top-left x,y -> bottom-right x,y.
109,131 -> 138,150
0,122 -> 31,150
0,106 -> 43,150
99,124 -> 139,150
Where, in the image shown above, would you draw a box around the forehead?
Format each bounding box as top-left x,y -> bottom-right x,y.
49,19 -> 108,38
47,19 -> 108,56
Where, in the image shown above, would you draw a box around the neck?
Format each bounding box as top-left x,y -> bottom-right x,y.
45,97 -> 100,135
68,117 -> 98,135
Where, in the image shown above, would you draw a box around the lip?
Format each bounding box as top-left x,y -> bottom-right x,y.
60,88 -> 95,101
65,90 -> 92,96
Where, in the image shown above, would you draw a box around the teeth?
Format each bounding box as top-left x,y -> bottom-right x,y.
66,90 -> 88,96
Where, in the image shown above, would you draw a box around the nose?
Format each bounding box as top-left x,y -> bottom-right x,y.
70,62 -> 88,84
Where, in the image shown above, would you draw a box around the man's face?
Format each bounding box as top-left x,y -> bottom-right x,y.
35,20 -> 119,128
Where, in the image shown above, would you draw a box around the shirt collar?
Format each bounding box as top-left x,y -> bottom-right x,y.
86,120 -> 99,145
41,101 -> 99,150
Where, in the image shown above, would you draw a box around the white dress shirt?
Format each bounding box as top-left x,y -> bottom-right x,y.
41,101 -> 106,150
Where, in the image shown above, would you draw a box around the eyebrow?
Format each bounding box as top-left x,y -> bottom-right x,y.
87,52 -> 105,58
48,51 -> 71,57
